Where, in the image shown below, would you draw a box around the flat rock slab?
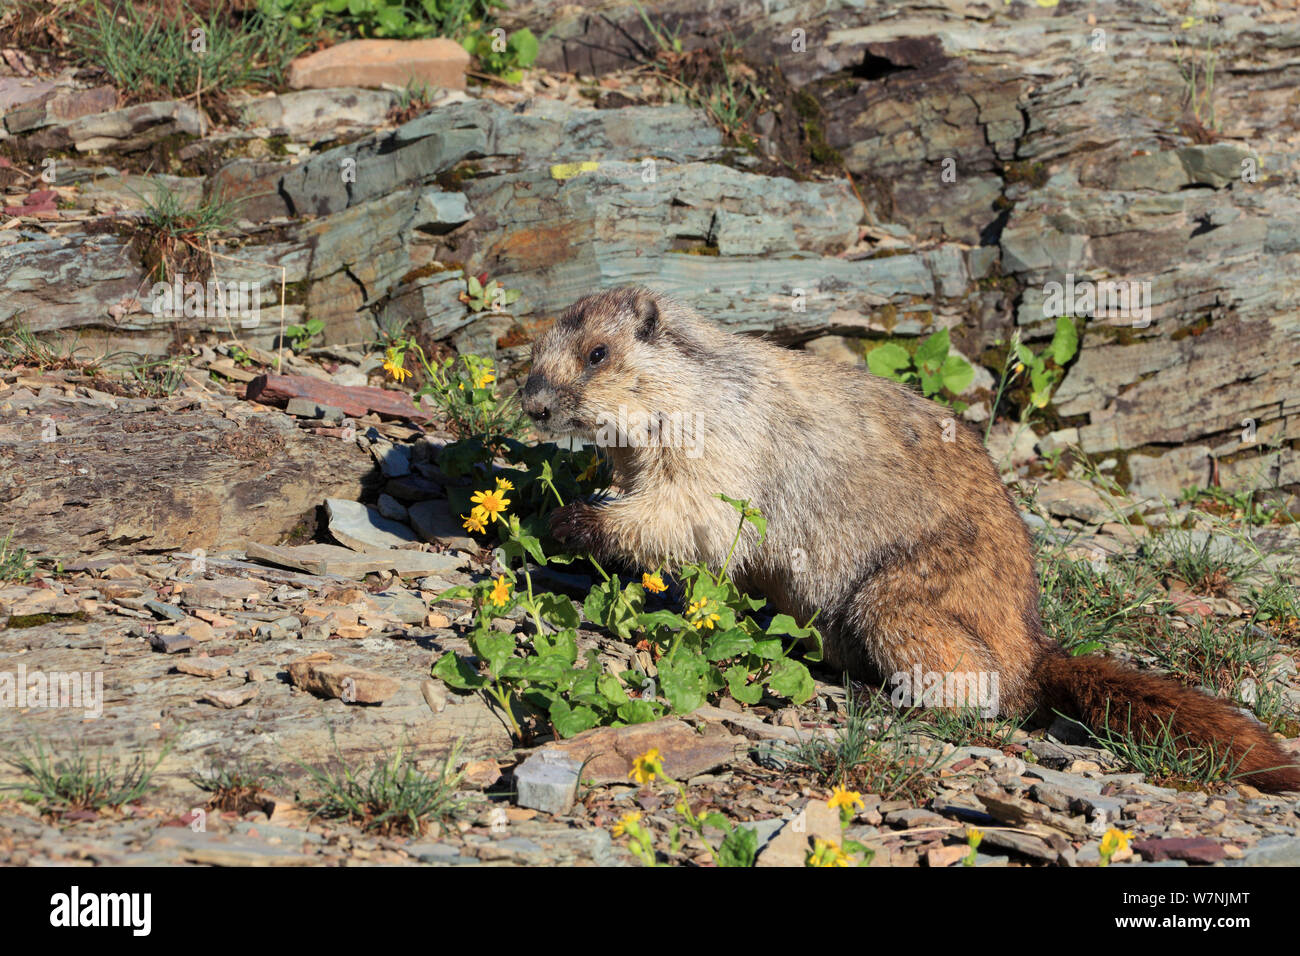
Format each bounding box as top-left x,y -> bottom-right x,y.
543,718 -> 742,785
286,655 -> 400,704
325,498 -> 420,552
246,540 -> 464,578
246,373 -> 423,421
288,38 -> 468,92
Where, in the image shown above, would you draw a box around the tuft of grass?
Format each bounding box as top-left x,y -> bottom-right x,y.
2,737 -> 173,813
193,759 -> 280,815
118,356 -> 190,398
1137,616 -> 1286,719
775,689 -> 946,801
1144,526 -> 1259,596
1036,531 -> 1165,657
68,1 -> 299,102
0,325 -> 93,372
129,183 -> 240,283
0,530 -> 36,583
917,705 -> 1025,750
297,739 -> 467,836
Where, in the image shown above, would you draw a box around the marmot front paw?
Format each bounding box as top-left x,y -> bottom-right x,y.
549,502 -> 605,553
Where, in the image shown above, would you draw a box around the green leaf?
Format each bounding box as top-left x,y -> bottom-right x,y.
431,652 -> 487,691
1051,315 -> 1078,366
716,826 -> 758,867
659,656 -> 709,713
867,343 -> 911,380
616,698 -> 659,724
470,631 -> 515,678
767,659 -> 815,704
549,699 -> 600,738
914,327 -> 950,369
940,354 -> 974,394
534,592 -> 580,629
509,28 -> 540,67
766,614 -> 812,639
705,628 -> 755,661
637,609 -> 688,633
724,664 -> 763,705
597,673 -> 629,705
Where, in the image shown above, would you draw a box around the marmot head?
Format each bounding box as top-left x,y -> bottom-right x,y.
522,286 -> 682,440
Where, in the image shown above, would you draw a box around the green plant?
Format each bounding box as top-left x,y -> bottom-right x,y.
259,0 -> 499,40
284,317 -> 325,351
867,327 -> 975,411
296,736 -> 466,835
384,344 -> 530,440
0,325 -> 91,371
460,274 -> 521,313
431,456 -> 824,742
2,737 -> 172,813
631,0 -> 683,55
193,759 -> 281,814
131,184 -> 240,283
775,690 -> 945,800
1179,484 -> 1292,527
462,26 -> 539,82
0,530 -> 35,583
613,749 -> 759,867
70,2 -> 298,99
918,705 -> 1025,750
1173,31 -> 1218,133
120,356 -> 189,397
983,318 -> 1079,448
1036,531 -> 1164,657
1144,526 -> 1259,595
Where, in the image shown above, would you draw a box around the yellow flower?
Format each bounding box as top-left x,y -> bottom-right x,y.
462,506 -> 488,534
383,356 -> 411,383
577,455 -> 601,483
807,838 -> 853,867
470,487 -> 510,523
642,572 -> 667,594
473,369 -> 496,389
612,811 -> 642,838
1099,828 -> 1131,856
1013,361 -> 1025,374
827,785 -> 865,812
489,575 -> 511,607
629,748 -> 664,786
494,476 -> 515,493
688,599 -> 720,630
966,827 -> 984,848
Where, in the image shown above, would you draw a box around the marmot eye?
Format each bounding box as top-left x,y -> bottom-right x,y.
588,345 -> 608,366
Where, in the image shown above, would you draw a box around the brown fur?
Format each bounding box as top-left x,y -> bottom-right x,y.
522,286 -> 1300,792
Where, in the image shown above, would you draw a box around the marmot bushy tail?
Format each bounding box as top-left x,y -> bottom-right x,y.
522,285 -> 1299,793
1034,653 -> 1300,791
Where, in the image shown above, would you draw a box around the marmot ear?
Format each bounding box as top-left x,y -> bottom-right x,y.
633,293 -> 659,341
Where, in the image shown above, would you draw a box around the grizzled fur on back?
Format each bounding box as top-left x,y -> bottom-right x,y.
524,286 -> 1300,791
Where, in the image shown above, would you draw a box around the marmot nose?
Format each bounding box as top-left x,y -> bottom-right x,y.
521,375 -> 552,422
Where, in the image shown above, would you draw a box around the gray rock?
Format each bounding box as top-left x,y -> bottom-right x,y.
376,493 -> 409,521
1225,836 -> 1300,867
1022,764 -> 1103,794
514,750 -> 582,815
408,500 -> 478,552
144,600 -> 186,621
324,497 -> 419,552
